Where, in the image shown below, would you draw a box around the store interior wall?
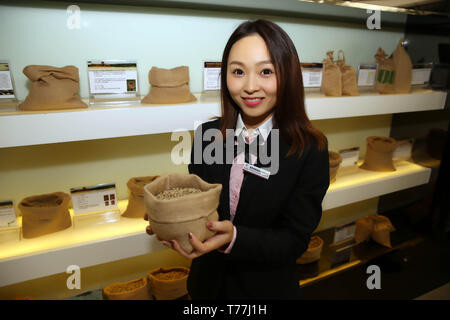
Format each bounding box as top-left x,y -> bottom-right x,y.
0,1 -> 404,299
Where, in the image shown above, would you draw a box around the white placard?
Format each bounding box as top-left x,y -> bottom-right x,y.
333,222 -> 356,243
411,64 -> 432,85
339,147 -> 360,168
0,62 -> 15,99
393,138 -> 414,160
357,64 -> 377,86
203,62 -> 221,91
0,200 -> 17,228
70,183 -> 118,215
301,63 -> 323,88
88,60 -> 138,95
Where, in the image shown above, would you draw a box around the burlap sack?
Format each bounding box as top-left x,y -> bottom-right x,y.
354,214 -> 395,248
371,215 -> 396,248
336,50 -> 359,96
141,66 -> 197,104
296,236 -> 324,264
18,65 -> 87,111
329,151 -> 342,183
148,267 -> 189,300
392,38 -> 413,93
321,51 -> 342,97
144,173 -> 222,253
122,176 -> 160,218
375,48 -> 396,94
360,136 -> 397,172
18,192 -> 72,238
103,277 -> 151,300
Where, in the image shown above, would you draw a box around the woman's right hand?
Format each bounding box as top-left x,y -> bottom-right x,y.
144,213 -> 156,237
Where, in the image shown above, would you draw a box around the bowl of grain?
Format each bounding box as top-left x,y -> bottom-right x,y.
144,173 -> 222,253
148,266 -> 189,300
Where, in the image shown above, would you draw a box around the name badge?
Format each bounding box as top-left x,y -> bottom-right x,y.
243,163 -> 270,180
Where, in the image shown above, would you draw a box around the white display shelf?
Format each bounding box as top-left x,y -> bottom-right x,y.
323,160 -> 431,211
0,159 -> 430,287
0,89 -> 446,148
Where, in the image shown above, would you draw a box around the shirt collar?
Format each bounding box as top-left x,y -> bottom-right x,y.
235,113 -> 273,142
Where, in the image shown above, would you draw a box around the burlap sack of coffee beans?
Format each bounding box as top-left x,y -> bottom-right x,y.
321,51 -> 342,97
329,151 -> 342,183
18,192 -> 72,238
144,173 -> 222,253
141,66 -> 197,104
103,277 -> 152,300
296,236 -> 324,264
19,65 -> 87,111
336,50 -> 359,96
360,136 -> 397,172
147,266 -> 189,300
354,214 -> 395,248
122,176 -> 160,218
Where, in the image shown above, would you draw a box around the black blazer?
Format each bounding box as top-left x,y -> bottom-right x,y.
187,119 -> 329,299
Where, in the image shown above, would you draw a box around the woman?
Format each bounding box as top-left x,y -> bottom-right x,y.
146,19 -> 329,299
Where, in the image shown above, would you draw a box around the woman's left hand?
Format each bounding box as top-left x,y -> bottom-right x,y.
162,220 -> 235,259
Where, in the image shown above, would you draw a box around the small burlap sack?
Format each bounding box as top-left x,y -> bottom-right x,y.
148,267 -> 189,300
18,65 -> 87,111
336,50 -> 359,96
296,236 -> 324,264
321,51 -> 342,97
122,176 -> 160,218
360,136 -> 397,172
375,48 -> 396,94
144,173 -> 222,253
392,38 -> 413,93
18,192 -> 72,239
354,214 -> 395,248
329,151 -> 342,184
103,277 -> 151,300
141,66 -> 197,104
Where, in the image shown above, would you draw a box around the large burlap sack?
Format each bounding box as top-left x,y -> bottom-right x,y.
103,277 -> 151,300
148,267 -> 189,300
122,176 -> 160,218
144,173 -> 222,253
392,38 -> 413,93
321,51 -> 342,97
141,66 -> 197,104
296,236 -> 324,264
355,214 -> 395,248
329,151 -> 342,184
18,65 -> 87,111
360,136 -> 397,172
336,50 -> 359,96
18,192 -> 72,238
375,48 -> 396,94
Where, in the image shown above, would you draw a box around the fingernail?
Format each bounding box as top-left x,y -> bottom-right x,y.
207,222 -> 212,228
189,232 -> 192,239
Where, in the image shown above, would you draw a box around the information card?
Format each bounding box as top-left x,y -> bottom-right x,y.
70,183 -> 118,215
411,63 -> 433,85
0,62 -> 16,99
87,60 -> 138,95
203,62 -> 221,91
301,63 -> 323,88
339,147 -> 360,168
0,200 -> 18,228
357,63 -> 377,87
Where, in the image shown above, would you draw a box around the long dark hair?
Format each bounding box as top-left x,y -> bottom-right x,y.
219,19 -> 327,157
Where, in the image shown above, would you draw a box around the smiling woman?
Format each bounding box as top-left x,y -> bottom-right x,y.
146,19 -> 330,300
